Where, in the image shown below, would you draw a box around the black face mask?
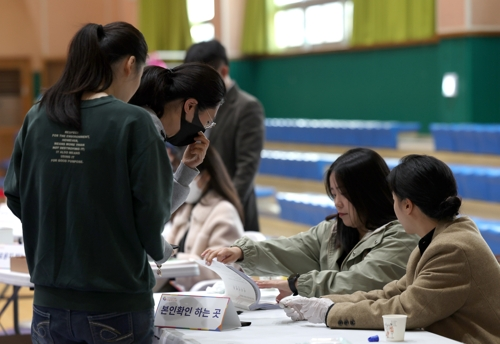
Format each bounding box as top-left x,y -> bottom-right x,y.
165,108 -> 205,146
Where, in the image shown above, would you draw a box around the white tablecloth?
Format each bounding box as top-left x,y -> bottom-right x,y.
153,295 -> 461,344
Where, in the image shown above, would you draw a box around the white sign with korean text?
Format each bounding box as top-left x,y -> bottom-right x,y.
154,294 -> 241,331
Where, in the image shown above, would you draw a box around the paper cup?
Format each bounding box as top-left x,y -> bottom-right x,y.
382,314 -> 407,342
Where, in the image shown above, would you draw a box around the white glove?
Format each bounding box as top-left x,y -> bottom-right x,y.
279,297 -> 305,321
280,295 -> 334,324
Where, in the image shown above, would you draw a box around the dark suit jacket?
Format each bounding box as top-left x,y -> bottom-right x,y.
208,83 -> 265,232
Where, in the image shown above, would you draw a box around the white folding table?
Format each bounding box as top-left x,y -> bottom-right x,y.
0,259 -> 199,334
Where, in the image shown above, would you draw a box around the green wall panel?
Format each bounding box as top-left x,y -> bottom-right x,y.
438,38 -> 473,123
230,36 -> 500,132
470,37 -> 500,123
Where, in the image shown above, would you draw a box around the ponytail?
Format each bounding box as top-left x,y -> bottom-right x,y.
435,196 -> 462,219
129,67 -> 170,118
40,22 -> 147,130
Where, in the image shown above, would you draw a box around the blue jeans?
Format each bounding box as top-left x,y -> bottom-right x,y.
31,305 -> 154,344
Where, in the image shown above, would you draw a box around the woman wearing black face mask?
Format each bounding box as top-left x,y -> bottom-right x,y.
129,64 -> 226,213
130,64 -> 225,146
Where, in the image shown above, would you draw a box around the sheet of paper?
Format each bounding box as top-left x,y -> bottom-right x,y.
195,259 -> 280,310
196,259 -> 257,308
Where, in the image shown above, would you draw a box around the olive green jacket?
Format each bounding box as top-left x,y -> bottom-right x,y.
234,220 -> 419,297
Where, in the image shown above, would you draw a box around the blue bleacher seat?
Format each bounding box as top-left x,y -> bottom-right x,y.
470,218 -> 500,255
454,124 -> 476,153
276,192 -> 336,227
477,126 -> 500,155
259,150 -> 341,181
265,119 -> 421,149
431,123 -> 500,155
430,123 -> 455,152
486,170 -> 500,203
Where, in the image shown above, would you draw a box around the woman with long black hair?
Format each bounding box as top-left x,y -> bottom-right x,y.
165,145 -> 244,291
202,148 -> 419,301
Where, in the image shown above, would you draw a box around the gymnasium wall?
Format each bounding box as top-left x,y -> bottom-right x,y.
231,36 -> 500,131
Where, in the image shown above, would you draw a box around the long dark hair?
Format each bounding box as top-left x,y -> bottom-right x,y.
198,146 -> 244,222
325,148 -> 397,253
128,63 -> 225,118
40,22 -> 147,131
388,155 -> 461,221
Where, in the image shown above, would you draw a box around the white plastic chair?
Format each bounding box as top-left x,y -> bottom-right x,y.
243,231 -> 266,242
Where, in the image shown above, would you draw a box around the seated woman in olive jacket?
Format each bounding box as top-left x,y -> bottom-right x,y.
202,148 -> 419,301
281,155 -> 500,344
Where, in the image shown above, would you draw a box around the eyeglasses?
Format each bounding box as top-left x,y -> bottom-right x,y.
204,110 -> 216,129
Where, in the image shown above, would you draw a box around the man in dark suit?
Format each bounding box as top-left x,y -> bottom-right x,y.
184,40 -> 265,232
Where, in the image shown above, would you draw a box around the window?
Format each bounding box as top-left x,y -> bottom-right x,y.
274,0 -> 353,51
187,0 -> 215,43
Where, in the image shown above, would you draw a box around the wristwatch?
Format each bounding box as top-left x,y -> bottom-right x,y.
288,273 -> 300,296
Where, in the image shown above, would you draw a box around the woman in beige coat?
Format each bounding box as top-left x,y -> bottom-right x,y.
165,146 -> 244,290
281,155 -> 500,344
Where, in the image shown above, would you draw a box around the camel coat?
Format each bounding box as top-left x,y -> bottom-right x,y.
165,190 -> 244,290
324,216 -> 500,344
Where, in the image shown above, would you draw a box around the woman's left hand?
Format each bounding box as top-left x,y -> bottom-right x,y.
256,279 -> 292,302
182,132 -> 209,169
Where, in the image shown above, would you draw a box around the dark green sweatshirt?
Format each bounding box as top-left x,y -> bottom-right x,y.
4,96 -> 172,312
